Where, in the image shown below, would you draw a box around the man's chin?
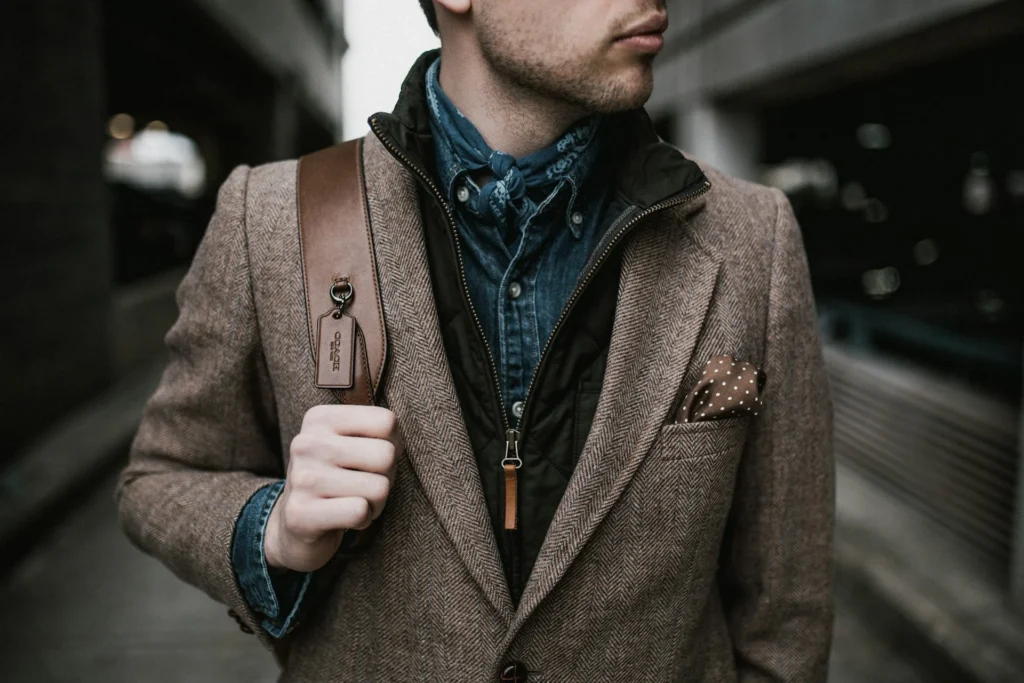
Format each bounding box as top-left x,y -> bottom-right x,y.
586,71 -> 654,113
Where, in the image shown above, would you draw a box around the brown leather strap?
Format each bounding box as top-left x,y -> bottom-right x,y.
297,138 -> 387,405
270,139 -> 388,669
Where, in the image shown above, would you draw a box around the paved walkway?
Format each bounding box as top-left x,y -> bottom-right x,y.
1,473 -> 939,683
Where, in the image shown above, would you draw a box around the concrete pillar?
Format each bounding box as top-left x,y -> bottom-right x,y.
677,100 -> 763,182
0,0 -> 112,457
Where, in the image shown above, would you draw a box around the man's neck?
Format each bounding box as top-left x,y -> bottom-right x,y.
437,44 -> 588,159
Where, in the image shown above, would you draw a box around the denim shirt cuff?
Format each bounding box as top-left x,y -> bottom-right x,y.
231,480 -> 313,639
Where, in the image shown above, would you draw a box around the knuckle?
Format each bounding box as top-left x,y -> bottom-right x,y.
289,467 -> 318,492
352,498 -> 372,528
362,407 -> 395,436
283,499 -> 309,532
378,409 -> 398,436
289,503 -> 325,540
369,474 -> 391,502
304,404 -> 341,429
290,433 -> 316,459
354,496 -> 371,516
376,440 -> 397,471
301,405 -> 325,427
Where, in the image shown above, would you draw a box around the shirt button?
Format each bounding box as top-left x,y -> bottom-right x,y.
508,281 -> 522,299
571,211 -> 584,226
456,185 -> 470,203
512,401 -> 525,419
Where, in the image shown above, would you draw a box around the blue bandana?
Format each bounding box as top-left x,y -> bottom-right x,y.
424,57 -> 602,235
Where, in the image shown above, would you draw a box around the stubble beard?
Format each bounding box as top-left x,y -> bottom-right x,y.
477,24 -> 655,115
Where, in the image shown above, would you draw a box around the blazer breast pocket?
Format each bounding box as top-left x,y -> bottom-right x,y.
651,417 -> 750,462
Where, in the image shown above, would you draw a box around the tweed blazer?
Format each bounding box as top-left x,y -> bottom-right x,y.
118,132 -> 834,682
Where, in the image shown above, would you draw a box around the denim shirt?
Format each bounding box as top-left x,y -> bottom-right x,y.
230,481 -> 310,637
230,56 -> 612,637
424,56 -> 611,425
232,482 -> 361,637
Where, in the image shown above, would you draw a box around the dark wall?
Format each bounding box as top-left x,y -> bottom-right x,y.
0,0 -> 113,458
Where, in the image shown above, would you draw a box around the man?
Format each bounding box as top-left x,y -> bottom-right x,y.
118,0 -> 834,680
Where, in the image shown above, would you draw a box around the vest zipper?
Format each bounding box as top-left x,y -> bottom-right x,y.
369,116 -> 511,433
370,117 -> 526,598
369,116 -> 710,601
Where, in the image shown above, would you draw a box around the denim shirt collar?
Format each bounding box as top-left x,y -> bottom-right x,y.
424,57 -> 604,239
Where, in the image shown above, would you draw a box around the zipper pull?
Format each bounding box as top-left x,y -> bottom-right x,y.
502,429 -> 522,531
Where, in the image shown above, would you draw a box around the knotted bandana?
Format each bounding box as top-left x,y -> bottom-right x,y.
425,57 -> 600,233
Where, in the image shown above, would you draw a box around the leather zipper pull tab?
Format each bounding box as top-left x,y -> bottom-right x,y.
502,429 -> 521,530
315,279 -> 356,389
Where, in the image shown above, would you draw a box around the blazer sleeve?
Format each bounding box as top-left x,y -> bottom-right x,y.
116,164 -> 284,646
718,188 -> 835,681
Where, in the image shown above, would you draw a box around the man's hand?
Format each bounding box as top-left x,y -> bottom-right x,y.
264,405 -> 402,573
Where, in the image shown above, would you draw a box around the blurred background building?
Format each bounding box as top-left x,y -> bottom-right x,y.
1,1 -> 1022,681
646,5 -> 1024,679
0,0 -> 346,457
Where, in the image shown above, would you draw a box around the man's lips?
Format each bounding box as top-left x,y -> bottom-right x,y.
615,33 -> 665,53
614,14 -> 668,53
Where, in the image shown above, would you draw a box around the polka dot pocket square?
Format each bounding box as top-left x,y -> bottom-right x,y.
676,354 -> 767,424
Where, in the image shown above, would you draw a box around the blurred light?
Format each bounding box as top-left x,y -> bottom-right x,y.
762,165 -> 803,194
863,198 -> 888,223
912,238 -> 939,266
104,129 -> 206,198
808,159 -> 839,199
761,158 -> 837,199
862,267 -> 901,299
857,123 -> 891,150
841,182 -> 866,211
975,289 -> 1004,321
108,113 -> 135,140
1007,170 -> 1024,199
146,120 -> 169,132
963,153 -> 994,215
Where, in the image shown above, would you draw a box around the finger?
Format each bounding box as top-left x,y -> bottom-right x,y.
295,434 -> 396,473
290,431 -> 397,473
303,405 -> 398,440
290,496 -> 373,535
303,467 -> 390,508
325,435 -> 397,474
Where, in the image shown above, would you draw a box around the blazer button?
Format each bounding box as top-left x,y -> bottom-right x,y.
498,661 -> 528,682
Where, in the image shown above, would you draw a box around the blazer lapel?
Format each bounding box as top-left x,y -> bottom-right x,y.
361,134 -> 515,623
506,196 -> 722,637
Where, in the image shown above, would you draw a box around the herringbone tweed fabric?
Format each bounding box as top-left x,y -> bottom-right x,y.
117,132 -> 833,682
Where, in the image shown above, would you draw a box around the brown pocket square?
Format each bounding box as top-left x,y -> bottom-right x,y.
676,354 -> 767,423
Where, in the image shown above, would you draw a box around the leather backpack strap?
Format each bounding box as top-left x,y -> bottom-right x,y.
296,137 -> 387,405
267,138 -> 386,670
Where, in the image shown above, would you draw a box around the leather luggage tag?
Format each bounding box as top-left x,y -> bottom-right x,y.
315,309 -> 356,389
